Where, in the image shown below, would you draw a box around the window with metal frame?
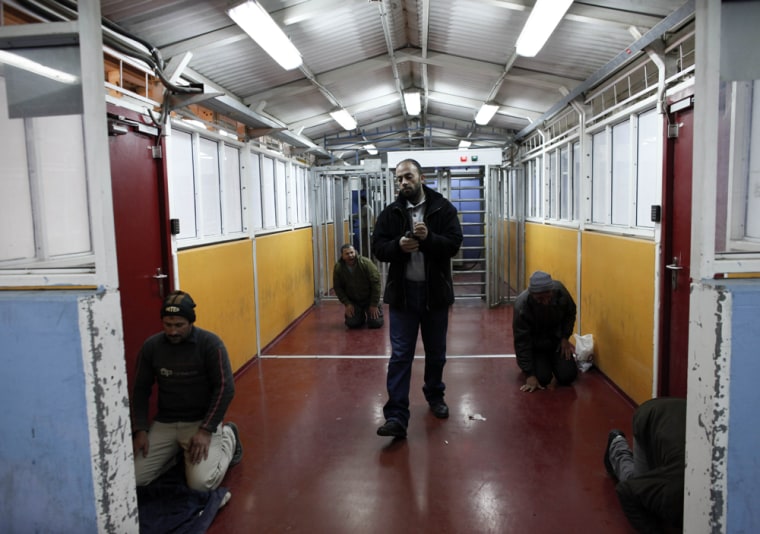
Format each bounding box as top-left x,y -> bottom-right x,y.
0,78 -> 94,271
715,80 -> 760,255
590,108 -> 660,232
168,127 -> 245,245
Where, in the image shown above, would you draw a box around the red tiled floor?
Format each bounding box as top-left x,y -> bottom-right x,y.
209,300 -> 636,534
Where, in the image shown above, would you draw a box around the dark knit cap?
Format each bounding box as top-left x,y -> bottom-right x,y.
160,291 -> 196,322
529,271 -> 554,293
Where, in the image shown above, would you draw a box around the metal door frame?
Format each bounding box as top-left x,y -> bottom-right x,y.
311,165 -> 387,300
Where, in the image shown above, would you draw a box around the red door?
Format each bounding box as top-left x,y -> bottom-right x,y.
659,96 -> 694,397
108,104 -> 173,394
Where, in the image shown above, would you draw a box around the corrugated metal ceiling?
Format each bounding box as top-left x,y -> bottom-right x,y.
11,0 -> 696,162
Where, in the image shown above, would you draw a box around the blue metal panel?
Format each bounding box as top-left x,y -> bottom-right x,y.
727,282 -> 760,533
0,291 -> 97,533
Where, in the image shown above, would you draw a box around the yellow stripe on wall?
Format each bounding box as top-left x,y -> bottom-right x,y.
581,231 -> 655,404
256,228 -> 315,349
177,240 -> 257,372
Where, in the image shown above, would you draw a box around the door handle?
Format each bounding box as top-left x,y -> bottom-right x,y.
665,257 -> 683,290
152,267 -> 168,298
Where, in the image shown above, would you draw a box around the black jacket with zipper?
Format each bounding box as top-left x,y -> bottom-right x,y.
371,185 -> 463,310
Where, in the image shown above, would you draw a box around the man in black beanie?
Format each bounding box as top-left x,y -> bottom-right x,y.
131,290 -> 242,499
512,270 -> 578,392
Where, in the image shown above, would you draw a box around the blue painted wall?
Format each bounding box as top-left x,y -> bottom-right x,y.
0,291 -> 97,533
727,282 -> 760,533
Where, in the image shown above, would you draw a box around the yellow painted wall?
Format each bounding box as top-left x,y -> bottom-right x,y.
524,223 -> 578,297
580,232 -> 655,404
256,228 -> 315,348
177,240 -> 257,372
319,223 -> 337,291
503,220 -> 520,292
521,224 -> 655,402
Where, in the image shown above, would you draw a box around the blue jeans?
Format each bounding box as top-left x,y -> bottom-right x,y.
384,281 -> 449,427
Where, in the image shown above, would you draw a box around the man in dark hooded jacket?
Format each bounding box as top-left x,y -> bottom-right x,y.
512,270 -> 578,392
372,158 -> 462,438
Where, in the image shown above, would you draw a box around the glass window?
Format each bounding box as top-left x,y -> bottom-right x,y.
222,144 -> 242,233
559,145 -> 569,220
275,159 -> 287,227
168,131 -> 197,239
573,141 -> 581,220
167,128 -> 246,246
636,109 -> 660,228
526,157 -> 542,219
249,152 -> 263,231
547,150 -> 557,219
261,156 -> 276,229
590,110 -> 660,231
199,137 -> 222,237
0,72 -> 92,267
592,130 -> 608,224
611,120 -> 631,226
715,80 -> 760,254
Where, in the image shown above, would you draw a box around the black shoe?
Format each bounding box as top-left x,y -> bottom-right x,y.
604,429 -> 625,478
429,400 -> 449,419
377,420 -> 407,438
227,422 -> 243,466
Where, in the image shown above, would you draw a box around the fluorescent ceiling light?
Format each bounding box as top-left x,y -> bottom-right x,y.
365,144 -> 378,155
330,109 -> 357,130
515,0 -> 573,57
458,140 -> 472,149
228,0 -> 303,70
475,103 -> 499,125
0,50 -> 79,84
404,91 -> 421,116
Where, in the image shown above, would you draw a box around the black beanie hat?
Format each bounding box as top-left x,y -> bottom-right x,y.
528,271 -> 554,293
160,291 -> 197,322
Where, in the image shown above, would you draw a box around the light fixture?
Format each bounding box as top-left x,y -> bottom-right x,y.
475,103 -> 499,125
0,50 -> 79,84
458,140 -> 472,150
515,0 -> 573,57
182,118 -> 207,129
404,90 -> 421,116
365,144 -> 378,155
330,108 -> 357,131
228,0 -> 303,70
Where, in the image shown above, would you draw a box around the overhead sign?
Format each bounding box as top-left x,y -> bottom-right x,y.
387,148 -> 502,168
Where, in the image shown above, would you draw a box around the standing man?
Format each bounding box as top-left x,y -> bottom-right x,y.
372,158 -> 463,438
512,270 -> 578,392
131,290 -> 243,495
333,243 -> 384,329
603,397 -> 686,533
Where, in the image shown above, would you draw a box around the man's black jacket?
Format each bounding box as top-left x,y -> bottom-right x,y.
372,185 -> 462,309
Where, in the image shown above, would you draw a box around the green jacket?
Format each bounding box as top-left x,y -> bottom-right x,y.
333,255 -> 382,307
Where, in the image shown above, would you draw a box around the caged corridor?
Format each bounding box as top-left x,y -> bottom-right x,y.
207,299 -> 638,534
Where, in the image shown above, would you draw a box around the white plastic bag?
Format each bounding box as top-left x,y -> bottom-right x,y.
573,333 -> 594,372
